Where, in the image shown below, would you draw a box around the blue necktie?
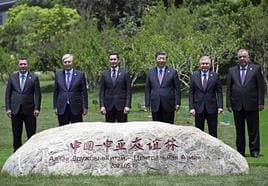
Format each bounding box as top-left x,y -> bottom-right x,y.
241,68 -> 246,85
158,69 -> 163,84
66,72 -> 71,89
20,74 -> 26,91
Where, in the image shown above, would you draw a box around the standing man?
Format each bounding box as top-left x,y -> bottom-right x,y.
5,57 -> 41,152
99,52 -> 132,122
53,54 -> 88,126
189,56 -> 223,138
227,49 -> 265,157
145,51 -> 181,124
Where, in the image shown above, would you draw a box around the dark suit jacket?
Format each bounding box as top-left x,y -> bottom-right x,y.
226,64 -> 264,111
189,71 -> 223,114
99,68 -> 132,111
53,69 -> 88,115
145,67 -> 181,112
5,72 -> 41,115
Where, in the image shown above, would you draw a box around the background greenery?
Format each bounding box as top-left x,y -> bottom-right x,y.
0,0 -> 267,90
0,0 -> 267,185
0,81 -> 268,185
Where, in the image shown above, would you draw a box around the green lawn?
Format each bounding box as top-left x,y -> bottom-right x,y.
0,81 -> 267,185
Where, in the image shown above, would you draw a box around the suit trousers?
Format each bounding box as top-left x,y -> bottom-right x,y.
58,104 -> 83,126
195,108 -> 218,138
233,109 -> 260,156
105,106 -> 127,122
11,111 -> 36,152
152,102 -> 175,124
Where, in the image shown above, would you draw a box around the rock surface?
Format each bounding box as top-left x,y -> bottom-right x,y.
2,122 -> 249,176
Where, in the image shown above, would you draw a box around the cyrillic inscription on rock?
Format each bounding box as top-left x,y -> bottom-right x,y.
2,122 -> 249,176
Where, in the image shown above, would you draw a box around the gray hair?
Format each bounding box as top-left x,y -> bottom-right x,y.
199,56 -> 211,63
237,49 -> 249,57
62,54 -> 74,63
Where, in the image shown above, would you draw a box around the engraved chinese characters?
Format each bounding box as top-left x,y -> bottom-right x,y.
2,122 -> 249,176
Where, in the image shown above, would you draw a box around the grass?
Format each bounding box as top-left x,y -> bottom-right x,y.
0,81 -> 267,185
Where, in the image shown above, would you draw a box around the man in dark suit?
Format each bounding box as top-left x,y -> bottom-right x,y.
5,57 -> 41,152
53,54 -> 88,126
99,52 -> 132,122
227,49 -> 265,157
189,56 -> 223,138
145,51 -> 181,124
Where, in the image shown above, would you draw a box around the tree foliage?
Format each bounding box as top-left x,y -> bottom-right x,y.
0,4 -> 80,71
0,0 -> 267,92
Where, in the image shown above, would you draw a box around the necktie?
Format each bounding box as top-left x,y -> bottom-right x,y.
158,69 -> 163,84
66,72 -> 71,89
112,69 -> 116,83
241,68 -> 246,85
202,73 -> 208,90
20,74 -> 26,91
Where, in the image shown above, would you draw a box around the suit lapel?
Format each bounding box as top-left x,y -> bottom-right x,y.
154,67 -> 161,86
234,65 -> 243,86
107,69 -> 113,83
206,71 -> 214,90
15,72 -> 20,91
107,68 -> 118,88
61,71 -> 68,90
116,68 -> 121,82
196,71 -> 203,90
161,67 -> 170,85
243,64 -> 253,85
22,73 -> 29,92
69,70 -> 76,90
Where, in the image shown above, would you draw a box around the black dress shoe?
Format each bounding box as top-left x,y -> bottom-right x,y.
251,151 -> 260,158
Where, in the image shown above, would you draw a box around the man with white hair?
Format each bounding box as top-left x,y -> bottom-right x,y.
226,49 -> 265,157
189,56 -> 223,138
53,54 -> 88,126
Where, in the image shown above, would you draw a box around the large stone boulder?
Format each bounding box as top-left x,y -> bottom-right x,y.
2,122 -> 248,176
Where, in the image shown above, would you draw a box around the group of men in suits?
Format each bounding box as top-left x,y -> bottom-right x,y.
189,49 -> 265,158
5,49 -> 265,158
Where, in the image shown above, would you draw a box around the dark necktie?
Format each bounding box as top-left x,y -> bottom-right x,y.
112,69 -> 116,84
202,73 -> 208,90
20,74 -> 26,91
158,69 -> 163,84
240,68 -> 246,85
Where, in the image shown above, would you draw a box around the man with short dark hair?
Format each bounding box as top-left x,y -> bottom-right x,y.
5,57 -> 41,152
99,52 -> 132,122
145,51 -> 181,124
226,49 -> 265,157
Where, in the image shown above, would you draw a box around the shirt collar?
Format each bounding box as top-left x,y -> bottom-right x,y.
65,68 -> 73,75
201,71 -> 209,77
111,66 -> 119,71
240,65 -> 248,70
157,67 -> 166,72
19,72 -> 28,77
